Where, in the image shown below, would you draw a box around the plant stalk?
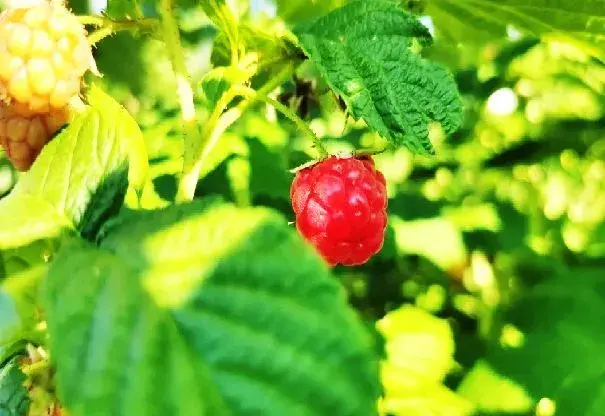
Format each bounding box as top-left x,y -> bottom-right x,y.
158,0 -> 204,204
235,86 -> 328,159
80,16 -> 159,44
176,63 -> 297,202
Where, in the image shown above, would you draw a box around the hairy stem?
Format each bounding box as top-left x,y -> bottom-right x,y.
87,27 -> 114,45
80,16 -> 159,44
176,64 -> 297,202
236,86 -> 328,159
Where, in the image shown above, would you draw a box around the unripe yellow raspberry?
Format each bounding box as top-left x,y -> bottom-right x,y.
0,1 -> 95,115
0,104 -> 69,171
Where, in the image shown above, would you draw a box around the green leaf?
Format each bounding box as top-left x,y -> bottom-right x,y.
469,267 -> 605,414
46,201 -> 380,416
210,23 -> 299,72
427,0 -> 605,60
0,265 -> 45,360
200,0 -> 234,27
0,240 -> 54,280
377,305 -> 474,416
247,138 -> 291,201
95,34 -> 179,109
275,0 -> 346,24
46,238 -> 229,416
458,360 -> 533,414
0,358 -> 30,416
0,293 -> 25,363
390,216 -> 467,272
378,306 -> 456,385
425,0 -> 506,45
66,0 -> 88,14
0,86 -> 148,250
294,0 -> 463,154
106,0 -> 147,19
199,65 -> 256,110
201,0 -> 241,63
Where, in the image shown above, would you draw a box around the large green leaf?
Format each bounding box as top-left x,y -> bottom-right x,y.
46,238 -> 229,416
460,267 -> 605,415
0,358 -> 29,416
46,201 -> 380,416
294,0 -> 463,154
427,0 -> 605,60
0,86 -> 148,250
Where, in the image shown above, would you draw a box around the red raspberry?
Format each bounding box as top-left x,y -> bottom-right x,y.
0,104 -> 69,171
290,155 -> 388,266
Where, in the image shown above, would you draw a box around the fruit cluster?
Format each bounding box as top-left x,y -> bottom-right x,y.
0,1 -> 94,170
291,155 -> 388,266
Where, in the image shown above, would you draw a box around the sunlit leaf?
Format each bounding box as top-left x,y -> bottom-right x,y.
427,0 -> 605,60
46,201 -> 380,416
390,216 -> 467,272
458,359 -> 533,414
0,86 -> 148,250
377,305 -> 474,416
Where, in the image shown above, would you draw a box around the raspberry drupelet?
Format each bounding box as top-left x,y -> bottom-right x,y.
291,155 -> 388,266
0,104 -> 69,170
0,1 -> 95,115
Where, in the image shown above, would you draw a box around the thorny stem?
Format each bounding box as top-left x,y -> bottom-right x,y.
176,64 -> 297,202
87,27 -> 114,45
79,16 -> 159,44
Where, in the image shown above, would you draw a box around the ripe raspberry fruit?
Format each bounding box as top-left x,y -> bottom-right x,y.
0,1 -> 95,115
0,104 -> 69,171
291,155 -> 388,266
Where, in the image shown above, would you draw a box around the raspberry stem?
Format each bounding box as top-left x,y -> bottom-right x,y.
87,27 -> 114,45
354,147 -> 388,157
235,86 -> 329,159
176,64 -> 297,202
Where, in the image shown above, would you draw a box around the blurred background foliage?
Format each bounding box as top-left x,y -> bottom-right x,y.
2,0 -> 605,415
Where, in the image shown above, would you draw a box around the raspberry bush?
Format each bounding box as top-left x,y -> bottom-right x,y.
1,1 -> 604,415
